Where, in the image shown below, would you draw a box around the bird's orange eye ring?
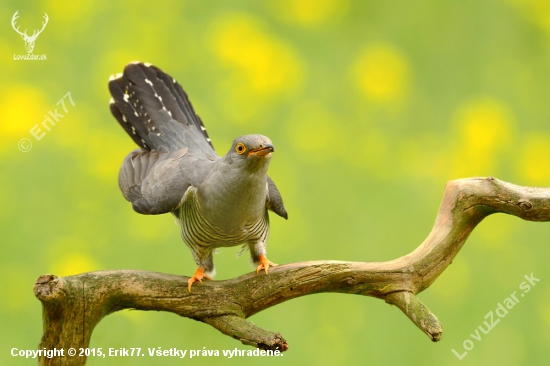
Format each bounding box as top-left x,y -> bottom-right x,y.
236,142 -> 246,155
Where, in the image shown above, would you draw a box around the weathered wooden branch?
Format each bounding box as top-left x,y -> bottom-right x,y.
35,177 -> 550,365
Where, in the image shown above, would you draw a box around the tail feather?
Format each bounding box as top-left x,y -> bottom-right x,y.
148,64 -> 214,150
109,62 -> 215,153
123,63 -> 187,131
109,98 -> 145,148
109,76 -> 152,149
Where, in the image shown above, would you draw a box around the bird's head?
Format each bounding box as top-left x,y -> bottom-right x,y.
226,134 -> 275,170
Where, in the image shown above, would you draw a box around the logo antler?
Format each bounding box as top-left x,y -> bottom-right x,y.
11,11 -> 49,54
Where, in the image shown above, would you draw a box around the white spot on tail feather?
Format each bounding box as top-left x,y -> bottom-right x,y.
145,78 -> 153,86
109,73 -> 123,81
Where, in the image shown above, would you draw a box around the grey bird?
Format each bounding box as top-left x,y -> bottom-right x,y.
108,62 -> 287,291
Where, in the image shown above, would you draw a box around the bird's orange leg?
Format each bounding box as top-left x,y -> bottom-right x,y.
188,266 -> 213,292
256,254 -> 277,274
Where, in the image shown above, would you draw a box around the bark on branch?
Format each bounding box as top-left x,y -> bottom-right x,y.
34,177 -> 550,365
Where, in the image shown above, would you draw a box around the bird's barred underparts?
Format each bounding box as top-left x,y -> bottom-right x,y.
177,188 -> 270,274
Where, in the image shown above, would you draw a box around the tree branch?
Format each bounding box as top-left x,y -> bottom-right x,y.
34,177 -> 550,365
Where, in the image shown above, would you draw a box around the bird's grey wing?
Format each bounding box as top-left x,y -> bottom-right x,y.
119,147 -> 216,215
266,176 -> 288,220
110,62 -> 220,214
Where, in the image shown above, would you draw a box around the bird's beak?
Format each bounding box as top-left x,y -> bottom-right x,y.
248,143 -> 275,157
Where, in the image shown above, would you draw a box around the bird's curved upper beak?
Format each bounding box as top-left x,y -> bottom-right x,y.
248,143 -> 275,157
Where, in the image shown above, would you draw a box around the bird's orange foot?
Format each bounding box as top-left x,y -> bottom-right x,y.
256,254 -> 277,274
188,266 -> 213,292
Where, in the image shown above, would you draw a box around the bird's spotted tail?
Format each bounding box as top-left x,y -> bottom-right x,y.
109,62 -> 214,153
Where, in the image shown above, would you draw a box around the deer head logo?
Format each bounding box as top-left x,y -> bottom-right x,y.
11,11 -> 49,54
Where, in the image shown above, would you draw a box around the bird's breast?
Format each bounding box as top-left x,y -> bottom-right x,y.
177,190 -> 268,248
196,171 -> 268,234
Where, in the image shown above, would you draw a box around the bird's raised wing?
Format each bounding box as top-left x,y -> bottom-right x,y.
110,62 -> 218,215
118,148 -> 217,215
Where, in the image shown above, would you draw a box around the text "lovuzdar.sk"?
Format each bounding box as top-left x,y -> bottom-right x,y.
451,273 -> 540,360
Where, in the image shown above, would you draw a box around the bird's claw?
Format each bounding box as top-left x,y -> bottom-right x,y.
256,254 -> 277,274
188,267 -> 213,292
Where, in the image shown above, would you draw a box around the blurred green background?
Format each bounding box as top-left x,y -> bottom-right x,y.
1,0 -> 550,365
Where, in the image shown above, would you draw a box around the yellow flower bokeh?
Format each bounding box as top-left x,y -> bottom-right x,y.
270,0 -> 348,26
209,13 -> 303,124
352,43 -> 411,103
450,97 -> 514,178
509,0 -> 550,31
519,133 -> 550,185
0,85 -> 48,156
52,252 -> 100,277
210,14 -> 302,96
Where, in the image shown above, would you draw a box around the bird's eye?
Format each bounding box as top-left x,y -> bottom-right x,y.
236,142 -> 246,155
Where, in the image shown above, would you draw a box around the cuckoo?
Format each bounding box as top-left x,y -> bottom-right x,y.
108,62 -> 288,291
